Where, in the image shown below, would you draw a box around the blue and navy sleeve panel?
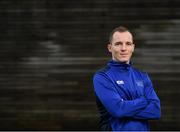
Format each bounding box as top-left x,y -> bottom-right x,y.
93,71 -> 161,119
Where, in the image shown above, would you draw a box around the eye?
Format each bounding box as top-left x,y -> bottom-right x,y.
114,42 -> 122,46
126,42 -> 133,46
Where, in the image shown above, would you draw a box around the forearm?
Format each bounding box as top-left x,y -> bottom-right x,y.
95,93 -> 148,118
132,99 -> 161,119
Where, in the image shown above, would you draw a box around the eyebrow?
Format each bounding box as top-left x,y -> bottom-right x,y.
114,41 -> 133,44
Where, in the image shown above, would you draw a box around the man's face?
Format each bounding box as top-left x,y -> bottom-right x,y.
108,31 -> 134,64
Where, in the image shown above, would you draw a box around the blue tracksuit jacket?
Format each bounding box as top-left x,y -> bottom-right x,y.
93,60 -> 161,131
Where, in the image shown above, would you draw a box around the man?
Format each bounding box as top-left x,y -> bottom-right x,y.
93,26 -> 161,131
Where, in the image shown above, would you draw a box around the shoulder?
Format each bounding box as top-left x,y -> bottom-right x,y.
94,65 -> 110,75
93,65 -> 111,81
131,67 -> 153,85
131,67 -> 146,74
131,67 -> 149,78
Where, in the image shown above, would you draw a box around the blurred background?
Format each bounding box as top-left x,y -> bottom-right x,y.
0,0 -> 180,130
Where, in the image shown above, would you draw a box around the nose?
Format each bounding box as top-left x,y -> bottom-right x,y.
121,43 -> 127,51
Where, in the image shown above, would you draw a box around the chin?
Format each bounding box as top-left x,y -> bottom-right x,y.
122,61 -> 129,64
117,60 -> 129,63
114,57 -> 130,63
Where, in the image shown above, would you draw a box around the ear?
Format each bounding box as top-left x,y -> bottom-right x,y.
132,43 -> 135,52
107,44 -> 112,53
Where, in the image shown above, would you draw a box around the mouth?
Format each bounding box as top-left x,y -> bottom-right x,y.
120,54 -> 128,56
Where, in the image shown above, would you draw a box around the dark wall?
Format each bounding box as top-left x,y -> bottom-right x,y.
0,0 -> 180,130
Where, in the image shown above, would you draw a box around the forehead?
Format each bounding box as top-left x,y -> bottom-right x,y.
112,31 -> 133,43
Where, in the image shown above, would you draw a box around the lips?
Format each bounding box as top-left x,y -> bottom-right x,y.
120,54 -> 128,56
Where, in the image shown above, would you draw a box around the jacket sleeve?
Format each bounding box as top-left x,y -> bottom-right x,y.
93,72 -> 148,118
133,73 -> 161,119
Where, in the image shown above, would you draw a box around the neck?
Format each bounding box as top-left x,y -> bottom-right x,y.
112,58 -> 130,64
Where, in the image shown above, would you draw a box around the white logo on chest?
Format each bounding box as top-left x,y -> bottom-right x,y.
116,80 -> 124,85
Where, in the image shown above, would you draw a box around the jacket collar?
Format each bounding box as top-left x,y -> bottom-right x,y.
107,60 -> 132,70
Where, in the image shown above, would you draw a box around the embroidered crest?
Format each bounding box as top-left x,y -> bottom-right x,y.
136,81 -> 144,87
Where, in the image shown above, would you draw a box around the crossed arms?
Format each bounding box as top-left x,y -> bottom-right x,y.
93,73 -> 161,120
